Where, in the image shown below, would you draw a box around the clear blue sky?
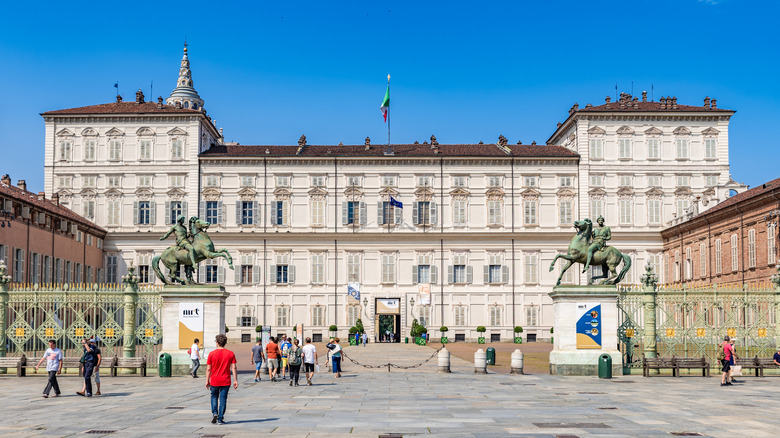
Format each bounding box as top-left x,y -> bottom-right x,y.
1,0 -> 777,193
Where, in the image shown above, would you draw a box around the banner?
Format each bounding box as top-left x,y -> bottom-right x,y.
178,302 -> 204,349
347,283 -> 360,301
376,298 -> 400,314
576,303 -> 602,349
418,283 -> 431,305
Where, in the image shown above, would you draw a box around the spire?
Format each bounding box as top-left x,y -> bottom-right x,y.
166,42 -> 204,110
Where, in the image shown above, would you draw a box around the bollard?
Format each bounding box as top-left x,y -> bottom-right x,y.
474,349 -> 487,374
438,347 -> 451,373
510,349 -> 524,375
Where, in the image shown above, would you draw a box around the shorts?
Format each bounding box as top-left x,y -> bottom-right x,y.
721,359 -> 731,373
303,363 -> 315,373
267,359 -> 278,370
88,368 -> 101,383
255,361 -> 263,371
282,358 -> 288,368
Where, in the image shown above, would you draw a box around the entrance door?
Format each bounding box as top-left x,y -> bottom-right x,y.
377,314 -> 401,343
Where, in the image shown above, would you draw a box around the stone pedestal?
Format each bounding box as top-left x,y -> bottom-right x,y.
159,284 -> 229,376
548,285 -> 622,376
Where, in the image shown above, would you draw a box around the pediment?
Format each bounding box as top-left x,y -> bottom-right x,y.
701,127 -> 720,136
56,188 -> 73,197
308,187 -> 329,196
645,187 -> 664,197
520,188 -> 540,198
238,187 -> 258,197
272,187 -> 292,197
81,128 -> 98,136
702,187 -> 716,196
673,126 -> 691,135
485,187 -> 505,197
644,126 -> 663,135
449,187 -> 470,197
56,128 -> 74,137
414,186 -> 435,196
79,188 -> 97,198
105,127 -> 124,137
588,187 -> 607,197
617,186 -> 635,197
378,187 -> 400,197
674,187 -> 693,197
203,187 -> 223,196
556,188 -> 576,197
136,127 -> 155,136
343,187 -> 364,197
166,187 -> 187,198
587,126 -> 605,135
134,187 -> 154,197
104,188 -> 122,197
616,125 -> 634,135
167,127 -> 188,136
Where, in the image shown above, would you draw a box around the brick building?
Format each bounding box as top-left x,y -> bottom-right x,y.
662,177 -> 780,285
0,174 -> 106,284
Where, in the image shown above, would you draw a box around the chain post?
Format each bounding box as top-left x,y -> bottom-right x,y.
641,264 -> 658,361
0,261 -> 10,361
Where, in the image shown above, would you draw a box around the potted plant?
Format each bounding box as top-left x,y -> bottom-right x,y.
439,326 -> 449,344
550,327 -> 554,344
514,326 -> 523,344
255,325 -> 262,333
476,326 -> 486,344
329,324 -> 338,338
348,326 -> 358,345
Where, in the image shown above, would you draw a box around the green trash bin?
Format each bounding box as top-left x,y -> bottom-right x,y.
405,337 -> 409,344
159,353 -> 172,378
486,347 -> 496,366
598,354 -> 612,379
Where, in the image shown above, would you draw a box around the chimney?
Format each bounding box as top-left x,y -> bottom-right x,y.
37,191 -> 45,201
585,103 -> 593,108
17,180 -> 27,191
572,103 -> 579,111
516,140 -> 523,145
430,135 -> 438,146
296,134 -> 307,155
605,96 -> 611,104
52,193 -> 59,205
135,89 -> 144,104
116,94 -> 123,103
642,91 -> 647,102
704,96 -> 711,109
633,97 -> 639,109
671,97 -> 678,109
531,141 -> 537,145
1,174 -> 10,186
557,122 -> 562,128
365,137 -> 371,149
711,99 -> 717,109
660,97 -> 666,109
157,96 -> 164,109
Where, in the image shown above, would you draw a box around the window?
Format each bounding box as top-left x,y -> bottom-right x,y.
347,253 -> 361,283
347,176 -> 362,187
58,140 -> 72,161
452,199 -> 467,226
344,201 -> 361,225
454,306 -> 466,326
673,251 -> 680,282
590,198 -> 603,221
619,199 -> 632,224
311,253 -> 325,284
619,175 -> 633,187
418,306 -> 431,328
487,200 -> 502,226
675,138 -> 689,159
272,200 -> 289,226
276,306 -> 289,327
30,253 -> 39,284
524,253 -> 538,283
590,174 -> 604,187
649,253 -> 662,283
452,176 -> 467,187
138,175 -> 152,187
204,175 -> 218,187
730,234 -> 739,272
57,176 -> 72,188
379,201 -> 401,226
705,175 -> 717,187
201,259 -> 219,284
381,175 -> 396,187
65,261 -> 72,283
676,199 -> 690,218
618,138 -> 632,159
54,258 -> 62,283
523,176 -> 538,188
240,176 -> 255,187
647,199 -> 661,225
206,201 -> 220,225
524,200 -> 537,225
43,255 -> 51,283
347,306 -> 360,327
381,253 -> 395,284
700,243 -> 707,278
171,138 -> 184,160
87,235 -> 92,246
138,253 -> 151,284
676,175 -> 690,187
559,176 -> 573,187
136,201 -> 152,225
168,201 -> 184,224
486,253 -> 506,284
311,199 -> 325,227
414,201 -> 436,226
685,247 -> 692,280
139,139 -> 152,160
84,139 -> 96,161
239,201 -> 256,225
82,176 -> 96,188
748,229 -> 756,268
487,176 -> 502,187
312,306 -> 325,327
559,200 -> 572,225
715,239 -> 722,275
311,176 -> 326,187
526,305 -> 538,326
237,254 -> 257,285
646,138 -> 660,159
108,139 -> 122,161
589,138 -> 603,159
240,306 -> 254,327
414,253 -> 435,284
272,253 -> 293,284
705,138 -> 717,159
489,306 -> 501,326
769,223 -> 777,265
559,253 -> 575,284
648,175 -> 662,187
276,175 -> 291,187
108,176 -> 121,188
451,253 -> 470,284
83,201 -> 95,220
107,200 -> 120,226
416,176 -> 432,187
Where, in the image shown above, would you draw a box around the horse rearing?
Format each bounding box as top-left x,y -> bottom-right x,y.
548,219 -> 631,286
153,216 -> 234,285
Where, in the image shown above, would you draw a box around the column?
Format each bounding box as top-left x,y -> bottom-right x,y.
0,261 -> 10,361
121,264 -> 139,374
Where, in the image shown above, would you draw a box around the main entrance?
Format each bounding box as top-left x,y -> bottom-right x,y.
375,298 -> 401,343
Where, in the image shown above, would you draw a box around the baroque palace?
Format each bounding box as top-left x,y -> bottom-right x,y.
41,45 -> 747,343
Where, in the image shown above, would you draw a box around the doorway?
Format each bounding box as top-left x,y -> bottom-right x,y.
377,314 -> 401,343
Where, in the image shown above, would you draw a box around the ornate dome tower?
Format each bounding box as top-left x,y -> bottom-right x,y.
166,43 -> 204,110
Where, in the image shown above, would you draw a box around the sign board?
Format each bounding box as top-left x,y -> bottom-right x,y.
261,325 -> 271,352
294,324 -> 304,342
575,303 -> 601,349
418,284 -> 431,305
178,302 -> 204,349
376,298 -> 400,314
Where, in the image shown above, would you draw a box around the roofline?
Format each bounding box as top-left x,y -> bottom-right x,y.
40,109 -> 221,138
198,150 -> 580,161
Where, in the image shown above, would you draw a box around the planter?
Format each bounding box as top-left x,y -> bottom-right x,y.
415,337 -> 427,346
441,336 -> 449,344
477,337 -> 485,344
514,337 -> 523,344
349,338 -> 357,346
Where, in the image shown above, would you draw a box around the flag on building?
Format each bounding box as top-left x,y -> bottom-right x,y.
347,283 -> 360,301
390,196 -> 403,209
380,84 -> 389,122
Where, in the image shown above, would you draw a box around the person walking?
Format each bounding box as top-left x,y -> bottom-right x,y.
77,338 -> 101,397
280,335 -> 292,380
251,338 -> 264,382
719,335 -> 734,386
728,338 -> 740,383
773,347 -> 780,367
287,339 -> 303,387
265,336 -> 280,382
302,337 -> 318,386
331,338 -> 342,378
362,332 -> 367,347
206,334 -> 238,425
190,338 -> 201,378
35,340 -> 62,398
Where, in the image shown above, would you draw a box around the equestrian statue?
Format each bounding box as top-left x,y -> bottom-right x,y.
153,216 -> 234,285
549,216 -> 631,286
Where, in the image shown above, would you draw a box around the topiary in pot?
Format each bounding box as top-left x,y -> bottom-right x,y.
514,326 -> 523,344
256,325 -> 262,333
329,324 -> 338,333
439,326 -> 449,343
476,326 -> 486,344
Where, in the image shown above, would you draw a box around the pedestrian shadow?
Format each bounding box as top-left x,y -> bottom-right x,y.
224,418 -> 278,424
95,393 -> 132,397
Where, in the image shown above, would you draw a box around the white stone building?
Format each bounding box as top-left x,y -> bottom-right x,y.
42,46 -> 746,343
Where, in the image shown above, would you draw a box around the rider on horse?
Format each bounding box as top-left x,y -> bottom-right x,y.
582,215 -> 611,273
160,215 -> 197,267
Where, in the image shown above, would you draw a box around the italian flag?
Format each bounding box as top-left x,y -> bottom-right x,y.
380,84 -> 389,122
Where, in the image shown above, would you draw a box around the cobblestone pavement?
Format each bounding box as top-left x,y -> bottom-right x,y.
1,344 -> 778,437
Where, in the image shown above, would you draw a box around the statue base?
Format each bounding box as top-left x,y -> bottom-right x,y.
159,284 -> 230,376
548,285 -> 622,376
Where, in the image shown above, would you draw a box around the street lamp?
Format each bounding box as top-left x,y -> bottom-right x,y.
410,296 -> 415,319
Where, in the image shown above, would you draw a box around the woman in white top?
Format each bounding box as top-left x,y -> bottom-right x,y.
190,338 -> 201,378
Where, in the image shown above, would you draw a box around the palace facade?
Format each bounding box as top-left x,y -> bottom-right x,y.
40,45 -> 747,343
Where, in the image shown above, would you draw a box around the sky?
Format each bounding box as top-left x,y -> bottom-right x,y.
1,0 -> 778,193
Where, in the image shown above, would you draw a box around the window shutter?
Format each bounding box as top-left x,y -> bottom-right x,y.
359,202 -> 367,225
253,265 -> 260,284
447,265 -> 454,284
236,201 -> 242,225
150,202 -> 156,225
20,250 -> 25,281
269,265 -> 277,283
431,265 -> 438,284
217,201 -> 223,225
466,265 -> 473,284
502,265 -> 509,284
199,202 -> 206,221
133,201 -> 139,225
395,205 -> 403,225
412,265 -> 418,284
217,266 -> 225,284
341,202 -> 348,225
377,202 -> 384,225
412,202 -> 419,225
165,202 -> 171,225
181,201 -> 188,218
282,200 -> 290,226
252,202 -> 259,226
431,202 -> 438,225
236,316 -> 241,326
483,265 -> 490,284
198,267 -> 205,283
270,201 -> 278,225
289,265 -> 295,284
234,265 -> 241,284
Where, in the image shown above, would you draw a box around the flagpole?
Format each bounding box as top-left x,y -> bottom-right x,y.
386,74 -> 391,154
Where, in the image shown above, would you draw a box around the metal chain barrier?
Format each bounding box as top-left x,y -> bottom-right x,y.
341,345 -> 444,372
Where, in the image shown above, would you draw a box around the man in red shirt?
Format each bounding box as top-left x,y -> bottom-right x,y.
265,336 -> 281,382
206,334 -> 238,424
720,335 -> 734,387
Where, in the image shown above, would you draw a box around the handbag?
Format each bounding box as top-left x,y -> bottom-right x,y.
79,350 -> 87,364
730,365 -> 742,377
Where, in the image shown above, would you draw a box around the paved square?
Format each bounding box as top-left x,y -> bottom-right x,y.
1,344 -> 777,437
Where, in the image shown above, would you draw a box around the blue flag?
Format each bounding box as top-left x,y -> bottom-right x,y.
390,196 -> 403,209
347,283 -> 360,301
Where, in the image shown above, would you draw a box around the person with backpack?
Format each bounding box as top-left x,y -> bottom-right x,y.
718,335 -> 734,386
728,338 -> 740,383
330,337 -> 343,378
279,335 -> 292,380
287,339 -> 303,387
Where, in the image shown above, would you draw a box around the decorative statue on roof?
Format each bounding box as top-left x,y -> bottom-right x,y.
549,217 -> 631,286
153,216 -> 233,285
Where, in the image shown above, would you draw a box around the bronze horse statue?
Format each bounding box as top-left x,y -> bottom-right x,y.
549,218 -> 631,286
152,216 -> 234,285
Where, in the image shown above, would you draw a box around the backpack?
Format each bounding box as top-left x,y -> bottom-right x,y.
288,347 -> 302,366
716,343 -> 726,361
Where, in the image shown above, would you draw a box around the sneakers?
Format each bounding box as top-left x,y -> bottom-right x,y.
289,380 -> 293,387
721,383 -> 728,386
217,420 -> 226,425
295,382 -> 299,386
42,394 -> 48,398
307,379 -> 312,386
211,415 -> 218,424
254,378 -> 259,382
731,379 -> 739,383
